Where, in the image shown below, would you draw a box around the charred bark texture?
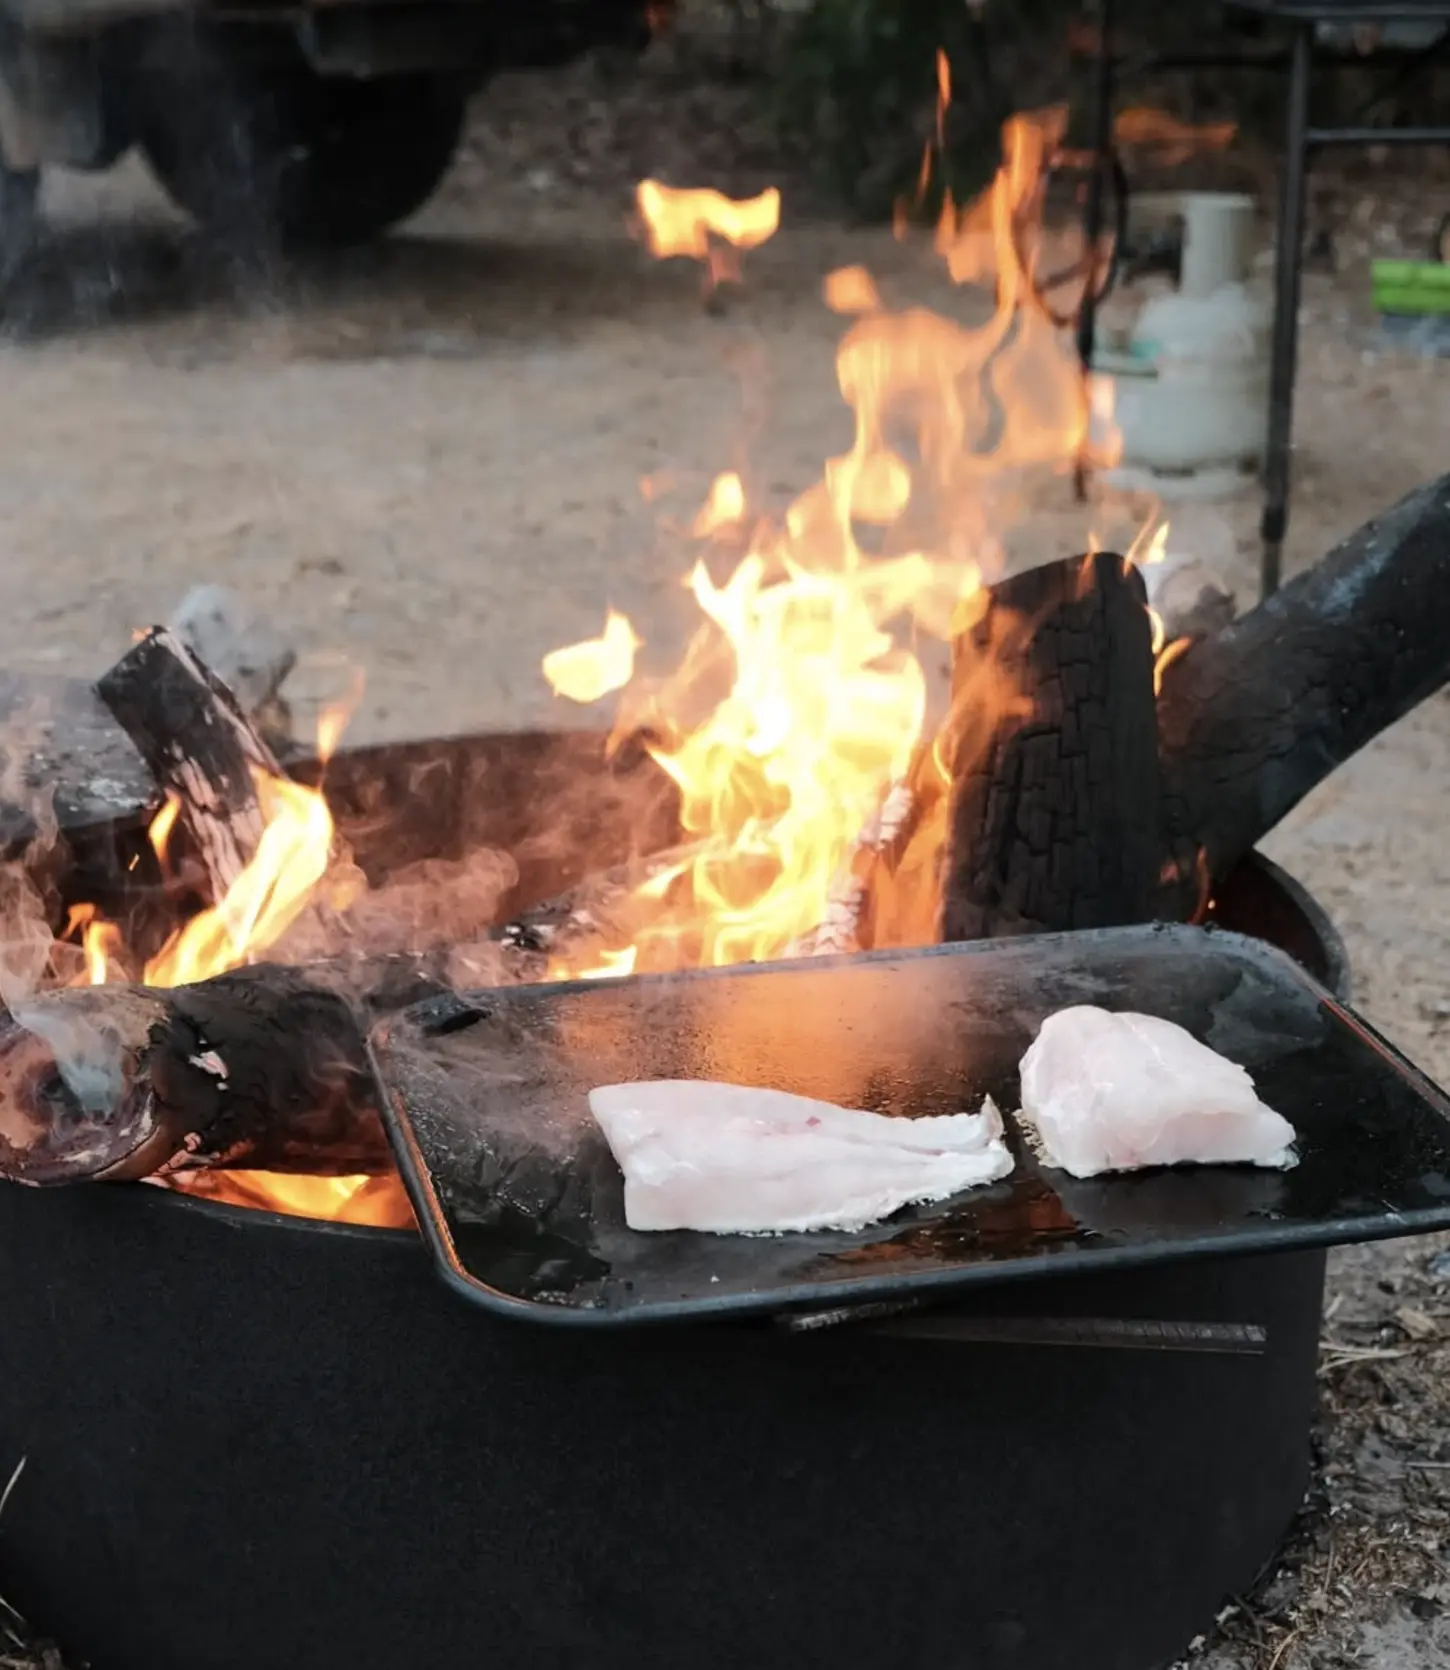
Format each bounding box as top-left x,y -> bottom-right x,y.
96,628 -> 281,902
1156,473 -> 1450,914
940,552 -> 1160,940
146,968 -> 387,1175
0,967 -> 388,1186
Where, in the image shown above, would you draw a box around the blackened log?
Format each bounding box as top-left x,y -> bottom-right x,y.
95,628 -> 282,902
939,551 -> 1160,940
0,967 -> 387,1186
0,670 -> 156,859
1156,473 -> 1450,914
0,923 -> 569,1188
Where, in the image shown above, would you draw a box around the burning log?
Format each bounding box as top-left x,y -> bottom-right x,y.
0,966 -> 388,1186
95,627 -> 283,903
938,551 -> 1161,939
1156,473 -> 1450,916
935,475 -> 1450,937
0,920 -> 560,1189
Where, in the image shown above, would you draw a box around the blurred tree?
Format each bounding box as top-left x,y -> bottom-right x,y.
768,0 -> 1285,221
772,0 -> 1082,219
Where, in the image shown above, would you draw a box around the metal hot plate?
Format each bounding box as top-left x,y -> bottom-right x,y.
367,924 -> 1450,1327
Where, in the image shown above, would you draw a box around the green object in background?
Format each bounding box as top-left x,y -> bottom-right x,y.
1372,259 -> 1450,317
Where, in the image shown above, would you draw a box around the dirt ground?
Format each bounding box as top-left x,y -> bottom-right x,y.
3,41 -> 1450,1670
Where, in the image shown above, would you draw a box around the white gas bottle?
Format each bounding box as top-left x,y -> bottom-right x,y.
1097,192 -> 1271,497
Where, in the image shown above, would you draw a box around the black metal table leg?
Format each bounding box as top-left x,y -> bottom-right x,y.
1261,19 -> 1313,597
1074,0 -> 1116,502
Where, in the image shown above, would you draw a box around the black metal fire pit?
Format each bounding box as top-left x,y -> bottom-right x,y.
0,729 -> 1352,1670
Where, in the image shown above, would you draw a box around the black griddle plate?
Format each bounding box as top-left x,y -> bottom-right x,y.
367,924 -> 1450,1327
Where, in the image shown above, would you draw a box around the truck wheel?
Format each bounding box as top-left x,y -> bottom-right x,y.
0,163 -> 38,286
140,70 -> 466,249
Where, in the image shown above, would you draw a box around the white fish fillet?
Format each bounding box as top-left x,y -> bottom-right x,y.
588,1080 -> 1015,1235
1018,1005 -> 1296,1179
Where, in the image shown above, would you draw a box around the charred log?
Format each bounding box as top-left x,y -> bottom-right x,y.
939,551 -> 1161,940
1156,473 -> 1450,916
0,967 -> 388,1186
95,627 -> 282,903
0,923 -> 572,1188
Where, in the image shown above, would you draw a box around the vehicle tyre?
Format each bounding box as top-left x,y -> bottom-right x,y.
140,67 -> 466,249
0,162 -> 38,287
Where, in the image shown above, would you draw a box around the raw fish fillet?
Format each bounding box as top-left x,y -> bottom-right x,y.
1018,1006 -> 1296,1179
588,1080 -> 1015,1234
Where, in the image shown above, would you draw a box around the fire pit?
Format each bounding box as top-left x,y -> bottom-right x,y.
3,111 -> 1449,1665
2,462 -> 1449,1670
0,702 -> 1369,1670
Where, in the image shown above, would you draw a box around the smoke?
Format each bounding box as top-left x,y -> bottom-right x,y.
0,698 -> 66,1006
0,698 -> 127,1111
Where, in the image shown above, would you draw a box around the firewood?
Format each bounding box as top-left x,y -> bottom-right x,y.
95,627 -> 282,903
0,923 -> 568,1188
1156,472 -> 1450,916
938,551 -> 1161,939
0,967 -> 388,1185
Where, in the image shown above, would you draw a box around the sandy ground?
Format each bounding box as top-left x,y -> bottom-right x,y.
1,75 -> 1450,1670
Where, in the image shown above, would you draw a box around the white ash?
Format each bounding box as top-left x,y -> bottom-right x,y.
857,780 -> 914,850
785,780 -> 915,960
785,880 -> 865,959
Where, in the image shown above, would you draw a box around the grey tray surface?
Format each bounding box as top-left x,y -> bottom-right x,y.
368,925 -> 1450,1327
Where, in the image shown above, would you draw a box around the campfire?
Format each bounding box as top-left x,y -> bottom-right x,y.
3,98 -> 1450,1238
5,86 -> 1450,1670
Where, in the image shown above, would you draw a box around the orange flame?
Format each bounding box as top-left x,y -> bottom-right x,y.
543,102 -> 1137,977
542,610 -> 642,704
143,767 -> 336,988
1130,521 -> 1170,569
823,266 -> 882,315
166,1169 -> 415,1229
634,180 -> 781,294
70,694 -> 401,1226
1154,634 -> 1192,696
149,794 -> 181,870
692,471 -> 747,538
157,697 -> 397,1224
578,946 -> 639,981
64,904 -> 125,987
1113,108 -> 1237,167
84,920 -> 123,986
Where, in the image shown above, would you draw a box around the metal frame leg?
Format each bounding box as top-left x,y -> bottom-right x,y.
1074,0 -> 1116,502
1261,21 -> 1313,597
